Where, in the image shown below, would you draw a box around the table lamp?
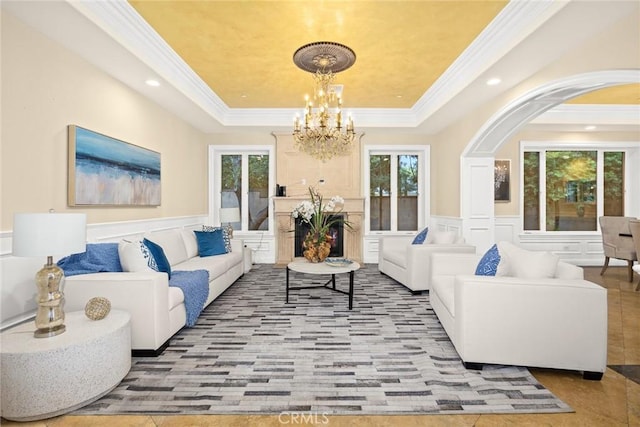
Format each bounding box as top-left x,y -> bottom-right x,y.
12,212 -> 87,338
219,207 -> 240,238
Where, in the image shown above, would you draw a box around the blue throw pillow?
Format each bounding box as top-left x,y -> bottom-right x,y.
143,238 -> 172,279
194,229 -> 228,257
475,244 -> 500,276
202,225 -> 232,252
412,227 -> 429,244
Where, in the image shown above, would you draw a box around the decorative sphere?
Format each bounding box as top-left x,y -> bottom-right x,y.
84,297 -> 111,320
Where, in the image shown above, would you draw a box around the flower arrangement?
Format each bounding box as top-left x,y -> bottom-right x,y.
291,187 -> 351,262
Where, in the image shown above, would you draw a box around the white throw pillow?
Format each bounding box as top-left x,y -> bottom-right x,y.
118,239 -> 155,272
497,241 -> 559,279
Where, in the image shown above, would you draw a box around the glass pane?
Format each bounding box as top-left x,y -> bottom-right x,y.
248,154 -> 269,231
603,152 -> 624,216
397,155 -> 418,231
523,152 -> 540,230
221,155 -> 242,230
369,155 -> 390,231
545,151 -> 597,231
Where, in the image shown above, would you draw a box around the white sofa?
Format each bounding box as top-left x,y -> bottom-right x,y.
378,232 -> 475,293
65,228 -> 244,355
430,248 -> 608,380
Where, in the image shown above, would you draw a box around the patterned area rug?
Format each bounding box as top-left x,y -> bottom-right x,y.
75,264 -> 572,415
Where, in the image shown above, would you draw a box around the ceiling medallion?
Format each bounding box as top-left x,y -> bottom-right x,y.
292,42 -> 356,162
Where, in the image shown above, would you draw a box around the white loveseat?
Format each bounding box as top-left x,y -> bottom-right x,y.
430,244 -> 608,380
65,228 -> 244,355
378,231 -> 475,293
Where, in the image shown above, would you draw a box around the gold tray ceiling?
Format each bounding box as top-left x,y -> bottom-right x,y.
129,1 -> 639,109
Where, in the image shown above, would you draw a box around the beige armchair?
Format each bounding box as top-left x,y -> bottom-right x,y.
630,219 -> 640,290
599,216 -> 637,282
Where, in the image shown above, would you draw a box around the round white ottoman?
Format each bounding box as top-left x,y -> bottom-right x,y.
1,310 -> 131,421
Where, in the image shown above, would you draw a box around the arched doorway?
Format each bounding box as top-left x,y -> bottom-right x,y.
460,69 -> 640,252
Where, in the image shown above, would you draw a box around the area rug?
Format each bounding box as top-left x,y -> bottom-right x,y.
75,264 -> 572,415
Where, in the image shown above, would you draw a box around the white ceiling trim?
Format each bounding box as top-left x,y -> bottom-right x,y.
412,0 -> 568,124
69,0 -> 228,121
464,69 -> 640,157
534,104 -> 640,126
66,0 -> 568,131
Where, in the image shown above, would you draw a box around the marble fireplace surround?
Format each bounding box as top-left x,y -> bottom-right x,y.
273,196 -> 364,266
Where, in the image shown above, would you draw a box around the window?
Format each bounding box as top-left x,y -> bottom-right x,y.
521,142 -> 634,232
365,146 -> 429,233
211,147 -> 274,233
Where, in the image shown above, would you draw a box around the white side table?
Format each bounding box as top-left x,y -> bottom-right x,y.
1,310 -> 131,422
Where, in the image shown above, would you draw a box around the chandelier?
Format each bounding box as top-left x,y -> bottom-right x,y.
292,42 -> 356,162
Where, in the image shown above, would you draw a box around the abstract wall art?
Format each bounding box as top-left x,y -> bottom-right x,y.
68,125 -> 161,206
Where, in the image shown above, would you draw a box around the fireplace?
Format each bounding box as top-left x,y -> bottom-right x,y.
294,215 -> 344,258
273,196 -> 364,265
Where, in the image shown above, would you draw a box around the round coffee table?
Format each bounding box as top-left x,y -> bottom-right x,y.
286,259 -> 360,310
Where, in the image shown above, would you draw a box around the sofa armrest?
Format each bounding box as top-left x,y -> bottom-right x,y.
453,275 -> 607,373
64,272 -> 172,351
556,261 -> 584,280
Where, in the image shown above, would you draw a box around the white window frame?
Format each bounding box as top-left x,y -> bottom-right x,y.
208,145 -> 275,234
363,145 -> 430,235
520,140 -> 640,233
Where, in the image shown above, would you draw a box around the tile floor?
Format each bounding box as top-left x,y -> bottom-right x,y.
2,266 -> 638,427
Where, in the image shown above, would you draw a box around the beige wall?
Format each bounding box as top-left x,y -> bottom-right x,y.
1,12 -> 209,230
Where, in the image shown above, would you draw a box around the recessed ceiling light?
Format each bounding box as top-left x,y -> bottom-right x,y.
145,79 -> 160,87
584,125 -> 597,131
241,94 -> 248,98
486,77 -> 502,86
396,95 -> 403,98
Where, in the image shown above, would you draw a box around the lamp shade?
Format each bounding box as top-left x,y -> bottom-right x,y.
13,213 -> 87,257
219,207 -> 240,223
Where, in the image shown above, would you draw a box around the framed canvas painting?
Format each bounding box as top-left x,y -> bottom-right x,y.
494,159 -> 510,202
68,125 -> 161,206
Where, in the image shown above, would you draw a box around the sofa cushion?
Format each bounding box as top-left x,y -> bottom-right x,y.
181,229 -> 199,259
497,241 -> 559,279
195,230 -> 228,256
118,239 -> 155,272
143,238 -> 172,279
411,227 -> 429,244
175,251 -> 242,281
203,225 -> 232,253
475,244 -> 501,276
143,229 -> 189,267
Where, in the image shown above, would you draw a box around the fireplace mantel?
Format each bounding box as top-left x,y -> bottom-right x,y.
273,196 -> 364,265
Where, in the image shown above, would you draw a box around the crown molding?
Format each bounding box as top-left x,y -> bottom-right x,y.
534,104 -> 640,126
465,69 -> 640,157
69,0 -> 228,121
25,1 -> 636,134
412,0 -> 568,124
68,0 -> 566,131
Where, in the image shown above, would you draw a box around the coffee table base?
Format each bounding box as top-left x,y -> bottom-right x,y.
286,267 -> 355,310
